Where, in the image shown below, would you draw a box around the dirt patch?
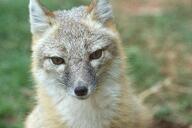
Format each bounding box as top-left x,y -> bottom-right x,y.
113,0 -> 162,16
113,0 -> 192,16
153,119 -> 190,128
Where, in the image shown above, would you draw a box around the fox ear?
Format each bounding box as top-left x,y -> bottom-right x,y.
29,0 -> 54,36
88,0 -> 113,25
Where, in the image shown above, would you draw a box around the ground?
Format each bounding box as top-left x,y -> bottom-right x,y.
0,0 -> 191,128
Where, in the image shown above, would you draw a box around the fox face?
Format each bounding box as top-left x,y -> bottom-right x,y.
30,0 -> 120,100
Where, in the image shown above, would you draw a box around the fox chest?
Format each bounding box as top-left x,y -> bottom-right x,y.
55,96 -> 119,128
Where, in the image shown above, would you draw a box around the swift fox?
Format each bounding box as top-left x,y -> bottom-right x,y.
25,0 -> 153,128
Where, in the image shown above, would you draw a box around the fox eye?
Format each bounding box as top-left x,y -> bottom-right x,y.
50,57 -> 65,65
89,49 -> 103,60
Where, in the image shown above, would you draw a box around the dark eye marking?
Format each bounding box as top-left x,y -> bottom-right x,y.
49,57 -> 65,65
89,49 -> 103,61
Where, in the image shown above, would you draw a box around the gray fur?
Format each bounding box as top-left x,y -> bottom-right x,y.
31,0 -> 118,99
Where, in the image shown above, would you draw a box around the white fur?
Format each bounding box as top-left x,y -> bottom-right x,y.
58,80 -> 120,128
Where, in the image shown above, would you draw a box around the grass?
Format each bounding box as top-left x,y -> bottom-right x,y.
116,3 -> 192,124
0,0 -> 31,128
0,0 -> 191,127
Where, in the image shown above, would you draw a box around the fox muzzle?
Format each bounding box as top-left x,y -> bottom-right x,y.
63,61 -> 97,99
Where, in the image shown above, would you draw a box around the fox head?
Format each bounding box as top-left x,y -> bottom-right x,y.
29,0 -> 122,100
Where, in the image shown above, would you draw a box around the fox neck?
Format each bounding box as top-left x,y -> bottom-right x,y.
58,79 -> 121,128
38,59 -> 123,128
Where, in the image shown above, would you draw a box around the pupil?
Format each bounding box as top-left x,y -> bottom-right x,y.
90,49 -> 102,60
51,57 -> 64,65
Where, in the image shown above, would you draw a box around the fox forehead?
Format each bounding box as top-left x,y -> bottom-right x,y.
35,6 -> 116,58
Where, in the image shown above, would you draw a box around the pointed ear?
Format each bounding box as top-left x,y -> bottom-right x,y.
29,0 -> 54,37
88,0 -> 113,25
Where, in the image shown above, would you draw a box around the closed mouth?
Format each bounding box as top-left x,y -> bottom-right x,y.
75,95 -> 90,100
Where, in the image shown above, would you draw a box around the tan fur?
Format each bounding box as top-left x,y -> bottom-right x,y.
25,0 -> 153,128
25,86 -> 67,128
86,0 -> 97,13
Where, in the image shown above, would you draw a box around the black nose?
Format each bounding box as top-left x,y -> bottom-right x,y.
74,86 -> 88,96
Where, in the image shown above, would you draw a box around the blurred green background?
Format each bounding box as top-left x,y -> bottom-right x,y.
0,0 -> 191,127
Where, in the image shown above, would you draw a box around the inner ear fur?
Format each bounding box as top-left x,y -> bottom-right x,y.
29,0 -> 55,38
87,0 -> 116,31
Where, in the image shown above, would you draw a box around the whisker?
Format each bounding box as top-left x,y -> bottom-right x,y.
55,96 -> 65,106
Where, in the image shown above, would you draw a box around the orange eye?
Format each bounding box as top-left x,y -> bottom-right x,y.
51,57 -> 65,65
89,49 -> 103,60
